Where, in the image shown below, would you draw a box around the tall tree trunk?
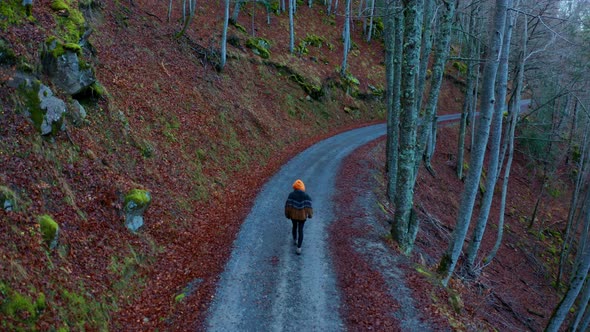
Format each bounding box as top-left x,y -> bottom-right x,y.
385,0 -> 401,203
486,14 -> 527,265
220,0 -> 230,71
425,117 -> 437,167
175,0 -> 196,38
366,0 -> 376,42
457,5 -> 479,179
289,0 -> 295,53
570,276 -> 590,331
465,5 -> 515,272
416,0 -> 455,177
415,0 -> 435,115
341,0 -> 352,76
579,305 -> 590,332
557,119 -> 590,289
391,0 -> 424,255
470,38 -> 481,150
438,0 -> 508,287
232,0 -> 241,23
546,203 -> 590,332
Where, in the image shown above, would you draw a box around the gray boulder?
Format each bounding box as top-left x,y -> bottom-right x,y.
69,99 -> 87,126
43,40 -> 95,95
123,189 -> 151,232
38,84 -> 67,135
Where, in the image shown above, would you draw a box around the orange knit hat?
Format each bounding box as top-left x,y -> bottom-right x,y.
292,179 -> 305,191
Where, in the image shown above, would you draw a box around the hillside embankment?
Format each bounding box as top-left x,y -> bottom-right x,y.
1,1 -> 388,330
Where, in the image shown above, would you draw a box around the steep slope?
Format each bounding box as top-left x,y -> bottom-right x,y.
0,1 -> 385,330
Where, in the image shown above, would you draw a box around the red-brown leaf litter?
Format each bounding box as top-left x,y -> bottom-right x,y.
0,1 -> 572,331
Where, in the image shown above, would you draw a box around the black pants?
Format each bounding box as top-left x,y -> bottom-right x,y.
291,219 -> 306,248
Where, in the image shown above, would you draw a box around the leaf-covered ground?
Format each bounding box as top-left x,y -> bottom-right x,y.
331,124 -> 570,331
0,1 -> 572,330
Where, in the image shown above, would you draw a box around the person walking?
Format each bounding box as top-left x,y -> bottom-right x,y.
284,179 -> 313,255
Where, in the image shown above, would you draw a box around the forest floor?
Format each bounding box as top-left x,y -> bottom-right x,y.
331,124 -> 571,331
0,1 -> 574,331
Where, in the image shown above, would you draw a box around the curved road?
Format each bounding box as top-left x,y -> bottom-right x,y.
205,124 -> 386,331
205,100 -> 531,331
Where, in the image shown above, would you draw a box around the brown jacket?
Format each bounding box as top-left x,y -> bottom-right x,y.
284,190 -> 313,221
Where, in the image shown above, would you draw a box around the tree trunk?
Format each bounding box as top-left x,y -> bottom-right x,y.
366,0 -> 376,42
415,0 -> 435,115
289,0 -> 295,53
424,116 -> 437,173
465,5 -> 515,272
438,0 -> 508,287
579,305 -> 590,332
340,0 -> 352,76
457,5 -> 479,179
486,14 -> 527,265
175,0 -> 196,39
470,38 -> 481,151
220,0 -> 230,70
232,1 -> 241,23
546,206 -> 590,332
391,0 -> 424,255
416,0 -> 455,179
557,119 -> 590,289
570,276 -> 590,331
385,0 -> 401,203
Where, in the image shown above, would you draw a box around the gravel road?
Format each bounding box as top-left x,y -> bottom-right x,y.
205,124 -> 386,331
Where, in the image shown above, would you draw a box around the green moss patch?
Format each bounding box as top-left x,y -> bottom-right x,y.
0,282 -> 45,328
50,0 -> 70,12
0,1 -> 28,29
17,79 -> 44,131
38,214 -> 59,249
124,189 -> 151,209
246,37 -> 271,59
50,0 -> 86,44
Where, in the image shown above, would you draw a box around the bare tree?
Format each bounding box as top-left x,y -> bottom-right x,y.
220,0 -> 230,70
175,0 -> 197,38
546,196 -> 590,331
340,0 -> 352,76
289,0 -> 295,53
465,2 -> 516,272
386,0 -> 402,202
484,11 -> 528,266
366,0 -> 376,42
438,0 -> 509,286
416,0 -> 455,176
386,0 -> 403,203
457,3 -> 481,180
391,0 -> 424,255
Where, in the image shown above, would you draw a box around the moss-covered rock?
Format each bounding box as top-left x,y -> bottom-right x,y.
38,214 -> 59,249
50,0 -> 70,12
42,38 -> 96,95
17,82 -> 67,136
124,189 -> 151,208
246,37 -> 271,59
0,185 -> 17,211
123,189 -> 151,232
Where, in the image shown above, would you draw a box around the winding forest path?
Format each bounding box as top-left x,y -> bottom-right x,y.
205,124 -> 386,331
204,99 -> 531,331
